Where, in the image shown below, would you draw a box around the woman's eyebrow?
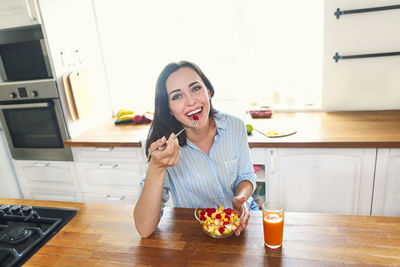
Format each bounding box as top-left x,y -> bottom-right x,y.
168,89 -> 181,96
189,81 -> 200,87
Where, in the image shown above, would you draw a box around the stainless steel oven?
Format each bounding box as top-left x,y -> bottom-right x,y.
0,80 -> 72,161
0,25 -> 53,82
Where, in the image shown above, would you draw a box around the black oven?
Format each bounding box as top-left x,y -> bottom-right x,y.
0,25 -> 52,82
0,81 -> 72,161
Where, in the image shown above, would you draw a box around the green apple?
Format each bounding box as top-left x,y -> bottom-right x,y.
246,124 -> 253,135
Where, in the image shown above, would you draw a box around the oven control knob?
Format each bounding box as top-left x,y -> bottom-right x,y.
9,92 -> 17,99
22,205 -> 33,215
29,91 -> 38,97
10,205 -> 23,215
0,204 -> 11,214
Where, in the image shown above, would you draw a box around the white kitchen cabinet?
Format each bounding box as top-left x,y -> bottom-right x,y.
12,160 -> 82,202
82,191 -> 139,205
37,0 -> 112,137
0,126 -> 21,198
72,147 -> 144,163
250,148 -> 265,165
372,149 -> 400,216
0,0 -> 40,29
263,148 -> 376,215
72,147 -> 151,205
75,161 -> 142,204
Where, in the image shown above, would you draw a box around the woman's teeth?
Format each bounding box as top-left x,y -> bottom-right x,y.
186,108 -> 202,117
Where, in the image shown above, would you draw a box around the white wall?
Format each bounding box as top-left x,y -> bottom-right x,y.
93,0 -> 324,114
323,0 -> 400,111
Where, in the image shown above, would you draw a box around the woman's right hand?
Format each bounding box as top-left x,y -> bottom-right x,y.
149,133 -> 180,169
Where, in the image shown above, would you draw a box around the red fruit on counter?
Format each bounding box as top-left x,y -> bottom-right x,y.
143,112 -> 154,123
133,115 -> 143,124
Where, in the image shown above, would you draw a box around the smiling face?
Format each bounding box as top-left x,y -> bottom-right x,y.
166,67 -> 211,129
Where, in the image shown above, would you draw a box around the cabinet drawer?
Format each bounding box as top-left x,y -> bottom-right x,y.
83,191 -> 138,205
76,162 -> 143,192
13,160 -> 77,186
72,147 -> 145,163
13,160 -> 82,202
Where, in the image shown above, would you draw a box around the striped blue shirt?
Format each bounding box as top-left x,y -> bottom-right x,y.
139,110 -> 258,212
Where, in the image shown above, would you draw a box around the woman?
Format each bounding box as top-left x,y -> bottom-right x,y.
134,60 -> 258,238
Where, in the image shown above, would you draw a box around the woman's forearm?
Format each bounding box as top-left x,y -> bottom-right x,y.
134,163 -> 166,238
235,180 -> 254,200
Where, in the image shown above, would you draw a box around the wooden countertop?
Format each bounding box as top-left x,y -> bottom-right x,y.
64,110 -> 400,148
64,119 -> 150,147
2,199 -> 400,266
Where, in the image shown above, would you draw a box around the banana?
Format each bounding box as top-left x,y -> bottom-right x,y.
117,108 -> 126,118
117,114 -> 135,122
117,109 -> 134,119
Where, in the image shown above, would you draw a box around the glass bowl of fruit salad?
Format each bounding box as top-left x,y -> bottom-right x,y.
194,198 -> 243,238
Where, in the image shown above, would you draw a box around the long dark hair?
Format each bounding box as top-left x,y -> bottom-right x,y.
145,60 -> 216,159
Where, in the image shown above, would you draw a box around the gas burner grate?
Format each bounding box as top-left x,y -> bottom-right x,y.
1,226 -> 33,244
0,204 -> 77,267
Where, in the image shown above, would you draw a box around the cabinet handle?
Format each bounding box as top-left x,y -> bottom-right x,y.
269,150 -> 274,174
33,162 -> 49,167
95,147 -> 114,152
106,195 -> 125,201
98,164 -> 118,169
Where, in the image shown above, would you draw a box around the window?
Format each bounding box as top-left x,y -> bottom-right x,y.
94,0 -> 323,116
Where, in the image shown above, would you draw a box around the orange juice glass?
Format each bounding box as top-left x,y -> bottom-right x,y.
262,202 -> 284,249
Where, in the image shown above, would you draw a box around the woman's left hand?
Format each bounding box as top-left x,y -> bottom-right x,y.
233,196 -> 249,236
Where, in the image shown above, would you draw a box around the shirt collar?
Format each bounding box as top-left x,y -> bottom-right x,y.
213,110 -> 227,132
186,110 -> 226,152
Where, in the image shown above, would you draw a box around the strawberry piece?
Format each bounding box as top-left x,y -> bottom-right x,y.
200,215 -> 206,221
225,209 -> 232,216
216,214 -> 221,219
218,227 -> 225,234
207,211 -> 213,217
200,211 -> 206,216
206,208 -> 211,213
223,221 -> 229,225
211,208 -> 216,213
225,215 -> 230,220
193,114 -> 199,120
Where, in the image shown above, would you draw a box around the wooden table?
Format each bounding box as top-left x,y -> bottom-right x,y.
1,199 -> 399,266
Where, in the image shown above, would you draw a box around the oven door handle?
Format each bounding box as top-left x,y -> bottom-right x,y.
0,102 -> 49,109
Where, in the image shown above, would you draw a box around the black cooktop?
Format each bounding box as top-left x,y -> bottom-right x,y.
0,204 -> 77,267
